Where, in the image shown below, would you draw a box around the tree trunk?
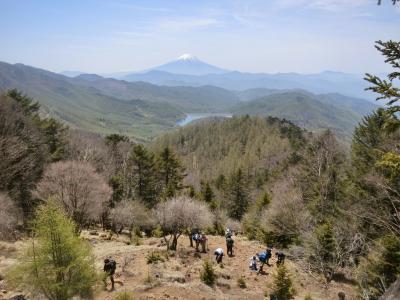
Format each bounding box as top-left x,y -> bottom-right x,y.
171,234 -> 178,251
189,233 -> 193,247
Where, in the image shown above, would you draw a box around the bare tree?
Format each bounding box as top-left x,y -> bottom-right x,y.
109,200 -> 155,236
356,172 -> 400,237
35,160 -> 112,231
154,196 -> 213,250
262,180 -> 311,240
0,193 -> 21,240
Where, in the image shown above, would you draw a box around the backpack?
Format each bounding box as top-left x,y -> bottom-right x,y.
192,233 -> 200,242
105,259 -> 116,275
258,252 -> 267,263
226,237 -> 234,246
109,259 -> 116,272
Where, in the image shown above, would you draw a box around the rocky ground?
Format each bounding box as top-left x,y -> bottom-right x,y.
0,232 -> 359,300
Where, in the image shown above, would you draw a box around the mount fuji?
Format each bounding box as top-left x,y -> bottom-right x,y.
141,54 -> 228,76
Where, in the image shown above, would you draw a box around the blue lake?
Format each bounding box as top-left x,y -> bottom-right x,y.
177,113 -> 232,126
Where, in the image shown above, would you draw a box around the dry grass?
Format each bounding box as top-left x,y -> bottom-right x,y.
0,231 -> 359,300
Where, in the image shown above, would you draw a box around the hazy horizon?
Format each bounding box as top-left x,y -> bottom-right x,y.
0,0 -> 399,75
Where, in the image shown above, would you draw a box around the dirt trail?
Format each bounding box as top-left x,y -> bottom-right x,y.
89,233 -> 358,300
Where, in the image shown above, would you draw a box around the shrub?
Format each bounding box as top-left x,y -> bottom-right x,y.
357,234 -> 400,299
7,200 -> 97,300
200,260 -> 216,286
146,251 -> 167,264
237,276 -> 247,288
114,290 -> 135,300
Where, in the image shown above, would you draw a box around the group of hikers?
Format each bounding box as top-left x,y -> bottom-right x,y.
212,228 -> 286,274
103,227 -> 286,290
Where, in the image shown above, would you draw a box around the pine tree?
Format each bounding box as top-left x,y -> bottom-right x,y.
157,147 -> 185,198
201,182 -> 214,203
227,168 -> 249,220
129,144 -> 158,207
312,222 -> 336,282
200,260 -> 216,286
271,264 -> 295,300
8,201 -> 97,300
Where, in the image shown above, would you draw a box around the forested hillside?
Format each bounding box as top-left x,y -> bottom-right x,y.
0,62 -> 185,138
153,116 -> 307,190
230,90 -> 378,137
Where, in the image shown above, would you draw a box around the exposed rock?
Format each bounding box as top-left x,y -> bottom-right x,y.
380,279 -> 400,300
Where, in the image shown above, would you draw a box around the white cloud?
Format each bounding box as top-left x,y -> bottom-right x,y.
157,17 -> 221,32
276,0 -> 369,11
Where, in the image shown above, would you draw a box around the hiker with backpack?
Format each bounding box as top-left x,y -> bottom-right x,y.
189,228 -> 199,248
276,251 -> 286,265
103,258 -> 117,290
192,232 -> 201,252
200,233 -> 208,253
225,228 -> 232,238
214,247 -> 224,264
256,249 -> 271,274
226,235 -> 234,256
192,232 -> 208,253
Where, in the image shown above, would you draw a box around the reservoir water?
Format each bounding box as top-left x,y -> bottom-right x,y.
177,113 -> 232,126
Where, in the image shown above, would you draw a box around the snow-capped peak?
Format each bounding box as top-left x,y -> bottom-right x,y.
177,53 -> 197,61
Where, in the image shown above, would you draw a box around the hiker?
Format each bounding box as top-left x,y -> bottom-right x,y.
276,251 -> 286,265
103,258 -> 117,290
214,247 -> 224,264
192,232 -> 201,252
190,228 -> 199,248
256,251 -> 268,274
249,256 -> 258,271
266,248 -> 272,265
193,233 -> 208,253
226,235 -> 234,256
200,233 -> 208,253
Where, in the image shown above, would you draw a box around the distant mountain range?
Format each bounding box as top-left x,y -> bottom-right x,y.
0,60 -> 379,140
61,54 -> 375,101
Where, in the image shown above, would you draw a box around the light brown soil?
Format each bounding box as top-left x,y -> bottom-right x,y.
0,233 -> 359,300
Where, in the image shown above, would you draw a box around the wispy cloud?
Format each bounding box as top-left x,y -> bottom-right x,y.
276,0 -> 369,12
157,17 -> 221,32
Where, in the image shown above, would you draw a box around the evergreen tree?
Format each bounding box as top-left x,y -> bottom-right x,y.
1,92 -> 48,219
201,182 -> 214,203
37,117 -> 67,162
157,147 -> 185,198
129,144 -> 158,207
227,168 -> 249,220
271,264 -> 295,300
365,40 -> 400,132
310,222 -> 337,282
7,89 -> 67,162
8,201 -> 97,300
351,109 -> 389,174
200,260 -> 216,286
255,191 -> 271,210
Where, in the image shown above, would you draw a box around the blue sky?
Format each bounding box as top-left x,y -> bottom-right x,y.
0,0 -> 399,74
